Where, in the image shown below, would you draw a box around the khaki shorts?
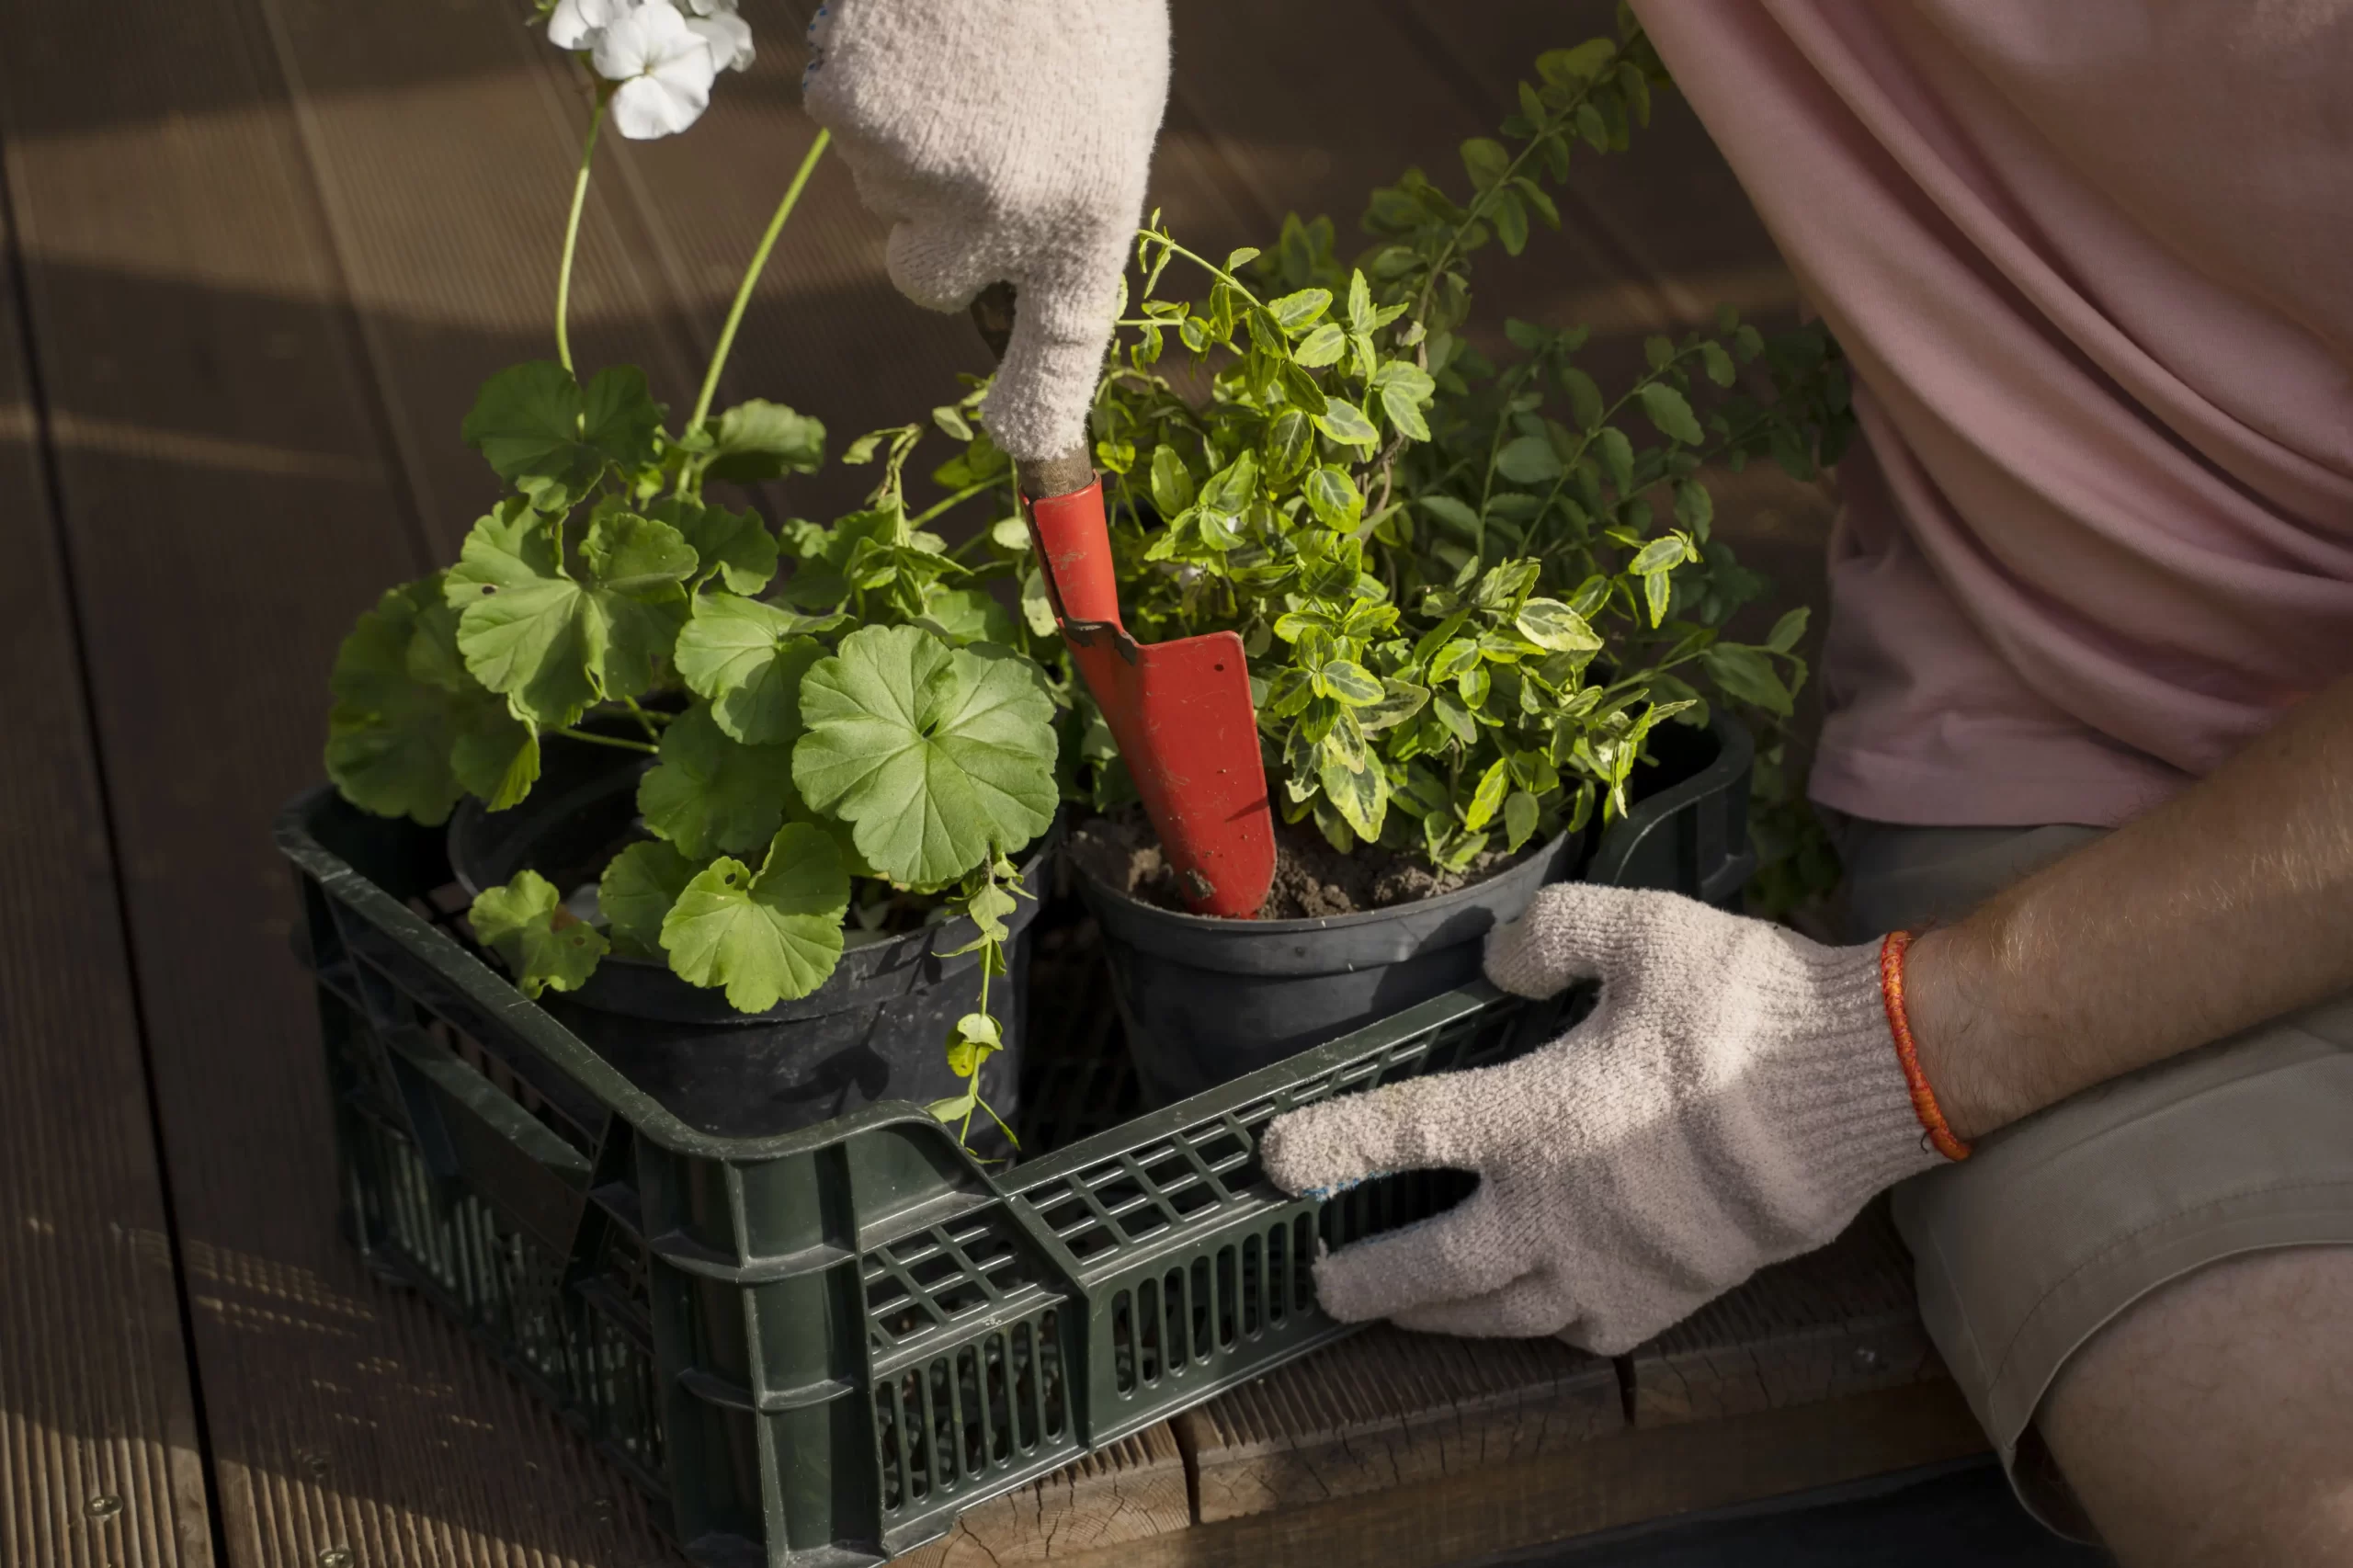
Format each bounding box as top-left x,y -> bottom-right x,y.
1834,819 -> 2353,1535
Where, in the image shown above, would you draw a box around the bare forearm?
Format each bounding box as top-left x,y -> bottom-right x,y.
1905,672 -> 2353,1141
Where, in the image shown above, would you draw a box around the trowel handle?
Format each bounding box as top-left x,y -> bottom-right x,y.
967,280 -> 1120,623
970,281 -> 1094,500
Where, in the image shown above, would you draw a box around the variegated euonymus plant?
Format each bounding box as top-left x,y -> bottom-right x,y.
1032,16 -> 1854,883
323,1 -> 1052,1146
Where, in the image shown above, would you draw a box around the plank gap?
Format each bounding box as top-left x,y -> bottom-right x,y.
0,93 -> 221,1568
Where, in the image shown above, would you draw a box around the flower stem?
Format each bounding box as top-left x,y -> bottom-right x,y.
621,695 -> 665,740
554,726 -> 658,755
555,97 -> 609,375
687,129 -> 831,435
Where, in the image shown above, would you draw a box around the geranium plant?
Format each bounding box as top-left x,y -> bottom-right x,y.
321,0 -> 1057,1143
994,17 -> 1852,889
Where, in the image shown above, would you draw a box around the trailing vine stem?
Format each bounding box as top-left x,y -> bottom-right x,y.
1405,52 -> 1624,330
1531,342 -> 1708,525
938,852 -> 1022,1155
1358,50 -> 1631,517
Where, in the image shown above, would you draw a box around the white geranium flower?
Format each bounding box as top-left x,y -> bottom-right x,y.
685,9 -> 754,73
593,3 -> 719,140
546,0 -> 637,51
679,0 -> 737,13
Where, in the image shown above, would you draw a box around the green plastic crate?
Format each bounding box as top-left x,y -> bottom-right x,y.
275,719 -> 1751,1568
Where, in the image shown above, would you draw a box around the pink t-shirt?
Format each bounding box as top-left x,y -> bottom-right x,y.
1631,0 -> 2353,826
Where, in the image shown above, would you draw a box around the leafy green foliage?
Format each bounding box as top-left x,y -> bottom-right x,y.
325,576 -> 538,824
1744,734 -> 1845,923
468,869 -> 608,998
325,85 -> 1061,1150
653,495 -> 779,595
598,839 -> 698,959
794,625 -> 1060,887
1072,16 -> 1850,859
335,331 -> 1055,1044
335,14 -> 1851,1142
638,701 -> 799,860
674,594 -> 830,744
658,824 -> 850,1012
925,850 -> 1028,1148
445,499 -> 695,727
700,399 -> 825,485
462,362 -> 661,512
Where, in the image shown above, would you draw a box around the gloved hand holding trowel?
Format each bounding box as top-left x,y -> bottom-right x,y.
807,2 -> 2353,1558
809,0 -> 1274,919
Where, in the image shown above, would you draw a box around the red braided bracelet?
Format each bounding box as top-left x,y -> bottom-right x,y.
1880,930 -> 1972,1162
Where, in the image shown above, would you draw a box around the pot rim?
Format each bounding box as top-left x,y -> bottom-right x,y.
1066,825 -> 1574,935
445,746 -> 1061,1014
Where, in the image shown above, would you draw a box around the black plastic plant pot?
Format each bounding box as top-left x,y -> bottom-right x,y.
447,737 -> 1051,1142
1076,714 -> 1756,1105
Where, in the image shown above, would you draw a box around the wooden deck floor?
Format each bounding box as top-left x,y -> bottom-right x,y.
0,3 -> 1972,1566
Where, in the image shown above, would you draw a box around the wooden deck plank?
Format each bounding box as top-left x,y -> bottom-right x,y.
972,1381 -> 1983,1568
0,117 -> 217,1568
898,1426 -> 1193,1567
253,0 -> 699,553
0,1 -> 677,1562
1629,1201 -> 1950,1429
1174,1326 -> 1622,1525
1164,1210 -> 1952,1544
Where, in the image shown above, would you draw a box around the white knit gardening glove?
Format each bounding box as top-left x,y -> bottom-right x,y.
1257,885 -> 1942,1355
802,0 -> 1170,462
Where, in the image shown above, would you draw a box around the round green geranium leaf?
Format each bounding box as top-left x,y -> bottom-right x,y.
598,839 -> 700,960
326,574 -> 541,823
649,495 -> 779,596
673,594 -> 828,745
444,504 -> 597,729
446,503 -> 692,725
793,625 -> 1057,888
469,869 -> 608,998
703,399 -> 825,484
659,824 -> 849,1012
460,362 -> 659,512
636,701 -> 800,860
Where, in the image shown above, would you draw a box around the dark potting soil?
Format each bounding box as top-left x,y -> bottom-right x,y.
1068,808 -> 1530,920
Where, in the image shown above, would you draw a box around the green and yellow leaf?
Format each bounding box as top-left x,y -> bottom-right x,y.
469,869 -> 608,998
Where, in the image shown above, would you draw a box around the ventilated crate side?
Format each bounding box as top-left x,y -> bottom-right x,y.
278,766 -> 1740,1567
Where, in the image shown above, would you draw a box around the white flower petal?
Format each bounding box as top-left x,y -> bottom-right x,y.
593,3 -> 712,84
681,0 -> 738,13
685,12 -> 753,72
609,71 -> 711,138
547,0 -> 633,50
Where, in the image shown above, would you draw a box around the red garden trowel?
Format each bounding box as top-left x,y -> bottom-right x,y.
973,284 -> 1275,917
